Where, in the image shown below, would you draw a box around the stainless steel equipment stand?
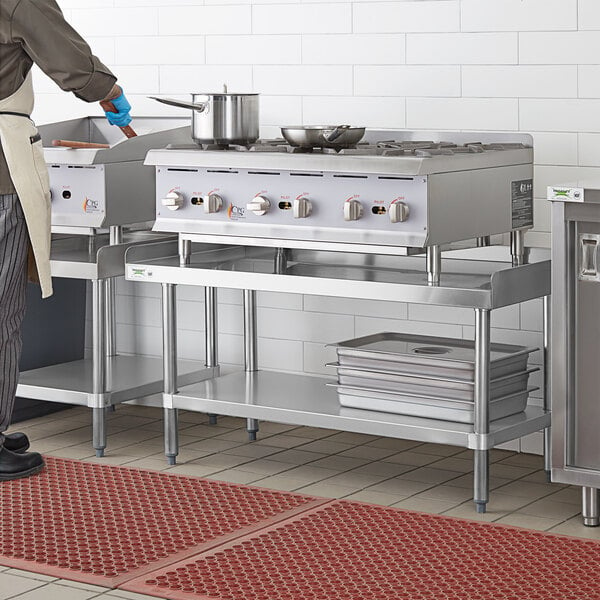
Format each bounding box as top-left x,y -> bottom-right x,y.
205,287 -> 220,427
127,243 -> 551,512
17,235 -> 217,456
163,283 -> 179,466
583,488 -> 600,527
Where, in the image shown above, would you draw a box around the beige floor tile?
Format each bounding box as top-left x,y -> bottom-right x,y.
254,434 -> 311,449
56,580 -> 111,593
548,516 -> 600,540
495,513 -> 562,531
324,431 -> 379,445
416,443 -> 465,457
338,445 -> 397,461
223,444 -> 283,459
310,455 -> 369,472
392,496 -> 462,514
344,490 -> 406,506
320,471 -> 388,488
147,449 -> 212,463
426,457 -> 474,473
190,454 -> 254,470
264,448 -> 326,465
294,439 -> 354,454
167,464 -> 223,478
546,486 -> 582,505
121,458 -> 173,471
498,452 -> 545,468
9,583 -> 100,600
284,426 -> 334,440
47,445 -> 96,460
490,463 -> 537,480
280,465 -> 339,482
213,429 -> 274,443
235,459 -> 294,476
178,424 -> 233,438
415,485 -> 474,503
365,477 -> 434,497
181,438 -> 242,453
4,570 -> 56,582
351,461 -> 415,478
205,469 -> 263,485
365,438 -> 422,451
441,502 -> 509,523
494,480 -> 560,500
397,467 -> 463,485
0,574 -> 45,599
252,422 -> 298,435
518,498 -> 581,520
84,454 -> 141,466
382,450 -> 440,467
251,475 -> 308,492
296,482 -> 357,498
520,469 -> 556,484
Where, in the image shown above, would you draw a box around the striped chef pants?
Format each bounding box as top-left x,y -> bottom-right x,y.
0,193 -> 29,448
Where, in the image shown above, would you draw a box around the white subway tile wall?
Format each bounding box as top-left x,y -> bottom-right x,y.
44,1 -> 600,456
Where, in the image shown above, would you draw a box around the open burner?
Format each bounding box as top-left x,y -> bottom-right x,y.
165,138 -> 529,158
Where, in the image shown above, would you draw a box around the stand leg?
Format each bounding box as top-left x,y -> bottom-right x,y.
510,230 -> 526,266
474,308 -> 491,513
244,289 -> 259,441
163,283 -> 179,465
583,487 -> 600,527
427,245 -> 441,286
92,279 -> 107,457
205,287 -> 220,427
476,236 -> 491,247
179,237 -> 191,267
543,294 -> 552,481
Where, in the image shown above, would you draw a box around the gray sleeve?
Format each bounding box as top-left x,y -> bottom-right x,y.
11,0 -> 117,102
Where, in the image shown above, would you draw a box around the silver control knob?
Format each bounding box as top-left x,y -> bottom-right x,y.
161,191 -> 184,212
246,195 -> 271,216
293,197 -> 312,219
204,193 -> 223,214
389,201 -> 410,223
344,200 -> 363,222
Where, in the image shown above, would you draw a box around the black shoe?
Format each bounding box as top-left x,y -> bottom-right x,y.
3,432 -> 30,454
0,447 -> 45,481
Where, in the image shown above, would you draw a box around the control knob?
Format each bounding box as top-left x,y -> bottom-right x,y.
161,191 -> 184,211
293,197 -> 312,219
344,199 -> 363,222
246,195 -> 271,216
389,201 -> 410,223
204,193 -> 223,214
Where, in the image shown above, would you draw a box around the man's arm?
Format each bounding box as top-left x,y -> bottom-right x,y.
11,0 -> 117,103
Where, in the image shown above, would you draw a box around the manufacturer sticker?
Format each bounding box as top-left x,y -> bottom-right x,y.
511,179 -> 533,229
128,267 -> 152,280
83,197 -> 100,213
547,186 -> 584,203
227,204 -> 246,220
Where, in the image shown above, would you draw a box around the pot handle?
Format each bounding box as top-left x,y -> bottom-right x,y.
324,125 -> 351,143
149,96 -> 208,113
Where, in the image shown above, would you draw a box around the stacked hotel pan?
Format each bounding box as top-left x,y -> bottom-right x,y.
328,333 -> 538,424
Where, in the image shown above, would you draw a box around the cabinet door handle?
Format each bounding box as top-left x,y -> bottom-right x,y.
579,234 -> 600,281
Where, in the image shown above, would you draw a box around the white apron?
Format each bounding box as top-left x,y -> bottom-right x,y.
0,73 -> 52,298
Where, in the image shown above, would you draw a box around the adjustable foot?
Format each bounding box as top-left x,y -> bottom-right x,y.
208,414 -> 218,426
545,470 -> 552,483
167,455 -> 177,466
475,502 -> 487,514
95,449 -> 105,458
248,431 -> 258,442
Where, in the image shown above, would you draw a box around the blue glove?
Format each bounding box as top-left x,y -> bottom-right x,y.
104,90 -> 132,127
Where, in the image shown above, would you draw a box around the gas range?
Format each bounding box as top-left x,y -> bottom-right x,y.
146,130 -> 534,271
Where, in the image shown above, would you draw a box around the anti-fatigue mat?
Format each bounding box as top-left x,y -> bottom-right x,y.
0,457 -> 327,587
124,500 -> 600,600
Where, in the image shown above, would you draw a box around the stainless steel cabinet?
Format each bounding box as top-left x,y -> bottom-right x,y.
549,183 -> 600,526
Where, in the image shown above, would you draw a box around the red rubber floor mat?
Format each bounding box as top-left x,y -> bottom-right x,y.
124,500 -> 600,600
0,457 -> 327,588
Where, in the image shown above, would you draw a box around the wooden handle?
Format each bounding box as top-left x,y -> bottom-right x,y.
100,100 -> 137,138
52,139 -> 110,149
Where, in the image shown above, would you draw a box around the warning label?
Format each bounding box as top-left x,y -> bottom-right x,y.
511,179 -> 533,229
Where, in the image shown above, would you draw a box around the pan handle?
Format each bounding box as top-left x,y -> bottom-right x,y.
324,125 -> 351,143
149,96 -> 208,113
